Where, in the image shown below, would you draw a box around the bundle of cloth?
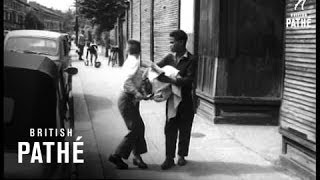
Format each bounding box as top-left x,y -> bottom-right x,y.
122,60 -> 182,119
146,65 -> 181,119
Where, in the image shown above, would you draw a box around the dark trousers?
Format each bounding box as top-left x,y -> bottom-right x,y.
115,92 -> 147,159
86,51 -> 97,65
165,101 -> 194,159
86,47 -> 90,59
78,45 -> 85,59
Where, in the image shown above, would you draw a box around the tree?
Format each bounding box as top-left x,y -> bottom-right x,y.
24,11 -> 45,30
84,23 -> 94,42
78,0 -> 129,35
62,9 -> 75,33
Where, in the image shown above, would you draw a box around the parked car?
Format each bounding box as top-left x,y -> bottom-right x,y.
4,30 -> 77,129
4,30 -> 78,178
4,51 -> 75,178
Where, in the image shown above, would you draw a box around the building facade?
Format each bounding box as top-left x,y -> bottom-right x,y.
3,0 -> 30,30
279,0 -> 316,178
3,0 -> 64,32
126,0 -> 284,125
28,1 -> 64,32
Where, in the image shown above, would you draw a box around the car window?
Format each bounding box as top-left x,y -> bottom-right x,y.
5,37 -> 58,56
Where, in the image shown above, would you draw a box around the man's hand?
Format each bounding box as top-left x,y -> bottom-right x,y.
150,62 -> 158,70
157,74 -> 176,84
135,92 -> 145,100
144,93 -> 154,100
135,92 -> 153,101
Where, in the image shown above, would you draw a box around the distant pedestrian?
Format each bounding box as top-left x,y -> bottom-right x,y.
109,40 -> 152,170
77,30 -> 86,60
85,41 -> 91,58
67,33 -> 72,47
86,41 -> 98,66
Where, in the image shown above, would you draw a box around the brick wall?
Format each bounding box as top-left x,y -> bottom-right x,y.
140,0 -> 152,63
128,2 -> 132,39
130,0 -> 179,63
153,0 -> 179,62
132,0 -> 141,41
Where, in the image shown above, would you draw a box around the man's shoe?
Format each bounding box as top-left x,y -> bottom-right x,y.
108,154 -> 128,169
133,158 -> 148,169
177,156 -> 187,166
161,158 -> 175,170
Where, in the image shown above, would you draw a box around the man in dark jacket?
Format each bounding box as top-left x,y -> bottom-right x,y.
151,30 -> 197,170
77,30 -> 86,60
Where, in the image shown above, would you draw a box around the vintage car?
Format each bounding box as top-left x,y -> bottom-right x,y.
4,30 -> 78,178
4,52 -> 75,178
4,30 -> 77,129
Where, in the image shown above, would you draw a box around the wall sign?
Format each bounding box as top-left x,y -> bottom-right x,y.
286,0 -> 312,29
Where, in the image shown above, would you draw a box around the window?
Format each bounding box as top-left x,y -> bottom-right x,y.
12,12 -> 16,23
5,37 -> 59,56
15,14 -> 18,23
6,12 -> 9,21
18,15 -> 22,24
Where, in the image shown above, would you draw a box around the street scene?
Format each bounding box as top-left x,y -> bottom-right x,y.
3,0 -> 316,180
70,43 -> 301,180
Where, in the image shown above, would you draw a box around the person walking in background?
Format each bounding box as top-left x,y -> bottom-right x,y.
151,30 -> 197,170
86,41 -> 98,66
109,40 -> 152,170
77,30 -> 86,60
85,41 -> 91,61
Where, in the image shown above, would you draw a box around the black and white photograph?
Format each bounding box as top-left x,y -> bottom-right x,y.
3,0 -> 316,179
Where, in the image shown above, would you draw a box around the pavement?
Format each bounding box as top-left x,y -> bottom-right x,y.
69,43 -> 301,180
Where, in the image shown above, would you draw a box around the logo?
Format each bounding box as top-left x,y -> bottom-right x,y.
294,0 -> 306,10
18,128 -> 84,164
286,0 -> 311,29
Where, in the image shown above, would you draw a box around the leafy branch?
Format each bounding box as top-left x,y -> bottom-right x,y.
78,0 -> 129,33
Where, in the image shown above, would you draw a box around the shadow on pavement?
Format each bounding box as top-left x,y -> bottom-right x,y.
4,155 -> 71,179
83,94 -> 113,111
140,160 -> 279,177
